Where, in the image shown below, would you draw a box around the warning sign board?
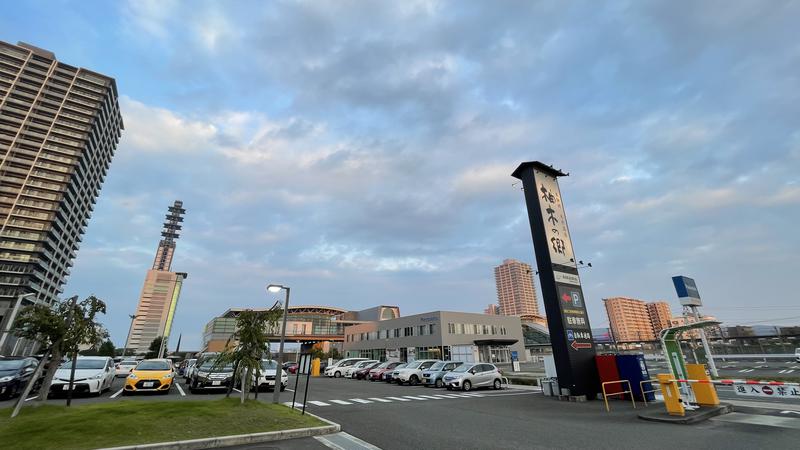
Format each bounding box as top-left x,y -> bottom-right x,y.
733,384 -> 800,399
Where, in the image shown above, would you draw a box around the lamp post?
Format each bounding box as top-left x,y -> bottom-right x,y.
0,292 -> 35,354
120,314 -> 137,359
267,283 -> 290,404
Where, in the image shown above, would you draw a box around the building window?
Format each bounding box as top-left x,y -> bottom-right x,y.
448,323 -> 455,334
404,327 -> 413,337
428,324 -> 436,335
394,328 -> 401,338
418,325 -> 426,336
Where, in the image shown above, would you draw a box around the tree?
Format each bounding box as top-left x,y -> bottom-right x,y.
97,340 -> 116,357
328,347 -> 341,360
216,309 -> 282,403
145,336 -> 163,359
11,295 -> 107,416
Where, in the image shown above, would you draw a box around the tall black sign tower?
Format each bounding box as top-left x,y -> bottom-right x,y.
512,161 -> 599,398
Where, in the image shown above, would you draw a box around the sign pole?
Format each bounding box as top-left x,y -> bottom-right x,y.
512,161 -> 599,399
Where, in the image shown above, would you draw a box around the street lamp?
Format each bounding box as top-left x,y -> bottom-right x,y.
120,314 -> 138,358
267,283 -> 290,404
0,292 -> 35,353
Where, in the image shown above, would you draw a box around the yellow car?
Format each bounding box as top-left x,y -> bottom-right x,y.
123,359 -> 176,395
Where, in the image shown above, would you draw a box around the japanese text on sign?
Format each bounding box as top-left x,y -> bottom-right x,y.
733,384 -> 800,398
534,169 -> 575,266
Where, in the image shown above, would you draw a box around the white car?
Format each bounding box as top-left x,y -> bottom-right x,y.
50,356 -> 115,396
115,360 -> 138,377
345,360 -> 378,378
324,358 -> 369,378
251,359 -> 289,391
395,359 -> 440,385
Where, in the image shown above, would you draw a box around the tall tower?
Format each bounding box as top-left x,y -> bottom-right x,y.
126,201 -> 187,354
0,41 -> 123,355
494,259 -> 540,316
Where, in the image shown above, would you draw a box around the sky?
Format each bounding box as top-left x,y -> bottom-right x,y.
2,1 -> 799,350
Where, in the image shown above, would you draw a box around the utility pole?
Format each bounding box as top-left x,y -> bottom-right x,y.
120,314 -> 137,358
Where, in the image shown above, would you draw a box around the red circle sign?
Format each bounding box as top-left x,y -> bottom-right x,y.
762,386 -> 773,395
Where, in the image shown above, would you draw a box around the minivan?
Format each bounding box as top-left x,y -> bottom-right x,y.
324,358 -> 369,378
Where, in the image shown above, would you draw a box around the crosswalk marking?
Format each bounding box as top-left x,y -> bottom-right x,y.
403,395 -> 428,400
433,394 -> 459,398
298,390 -> 526,409
330,399 -> 353,405
349,398 -> 373,404
461,393 -> 484,397
386,396 -> 411,401
308,400 -> 331,406
738,368 -> 755,373
418,395 -> 442,399
368,397 -> 392,402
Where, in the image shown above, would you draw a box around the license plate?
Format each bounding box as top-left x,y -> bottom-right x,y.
143,382 -> 154,388
212,380 -> 221,386
62,385 -> 69,390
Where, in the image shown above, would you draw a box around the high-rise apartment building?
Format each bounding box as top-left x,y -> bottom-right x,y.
0,41 -> 123,353
494,258 -> 540,316
603,297 -> 656,342
646,301 -> 673,336
125,201 -> 187,354
483,304 -> 499,315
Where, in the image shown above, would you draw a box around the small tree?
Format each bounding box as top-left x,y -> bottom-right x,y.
216,309 -> 281,403
145,336 -> 163,359
97,340 -> 116,357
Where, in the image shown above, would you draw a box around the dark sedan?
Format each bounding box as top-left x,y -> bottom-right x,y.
354,362 -> 381,380
0,357 -> 39,399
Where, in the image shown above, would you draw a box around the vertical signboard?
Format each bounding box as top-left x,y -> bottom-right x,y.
512,161 -> 599,398
672,275 -> 702,306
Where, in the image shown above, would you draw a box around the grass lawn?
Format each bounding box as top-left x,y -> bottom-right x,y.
0,398 -> 325,450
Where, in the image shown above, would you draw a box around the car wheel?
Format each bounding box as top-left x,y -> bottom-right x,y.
280,385 -> 286,392
463,381 -> 472,391
493,379 -> 501,390
334,371 -> 341,378
410,375 -> 420,385
435,379 -> 444,388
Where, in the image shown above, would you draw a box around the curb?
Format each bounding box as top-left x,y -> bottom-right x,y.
638,403 -> 734,424
99,408 -> 340,450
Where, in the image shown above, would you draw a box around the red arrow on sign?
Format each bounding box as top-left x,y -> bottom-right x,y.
571,341 -> 591,350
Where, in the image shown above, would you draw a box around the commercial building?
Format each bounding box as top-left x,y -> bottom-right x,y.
0,41 -> 123,354
125,201 -> 187,354
671,314 -> 721,339
646,301 -> 673,336
603,297 -> 657,342
203,305 -> 399,353
483,304 -> 499,315
343,311 -> 527,364
493,258 -> 539,316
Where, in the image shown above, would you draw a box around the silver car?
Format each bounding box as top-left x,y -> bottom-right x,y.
442,363 -> 503,391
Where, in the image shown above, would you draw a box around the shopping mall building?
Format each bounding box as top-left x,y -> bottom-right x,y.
342,311 -> 527,363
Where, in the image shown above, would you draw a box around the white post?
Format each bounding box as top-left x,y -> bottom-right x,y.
692,306 -> 718,377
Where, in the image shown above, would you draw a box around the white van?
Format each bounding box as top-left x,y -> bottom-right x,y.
324,358 -> 369,378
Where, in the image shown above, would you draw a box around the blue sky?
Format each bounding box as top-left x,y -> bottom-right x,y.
3,1 -> 799,349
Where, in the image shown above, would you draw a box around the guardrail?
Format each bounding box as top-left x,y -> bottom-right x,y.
601,380 -> 636,412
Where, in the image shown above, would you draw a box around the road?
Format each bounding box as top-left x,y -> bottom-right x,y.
3,373 -> 800,449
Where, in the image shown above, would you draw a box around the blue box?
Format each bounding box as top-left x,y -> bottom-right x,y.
615,354 -> 654,402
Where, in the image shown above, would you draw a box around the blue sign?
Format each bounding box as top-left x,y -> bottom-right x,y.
566,330 -> 575,341
672,276 -> 700,299
511,351 -> 518,361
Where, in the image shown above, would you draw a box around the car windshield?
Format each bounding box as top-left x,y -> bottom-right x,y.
261,360 -> 278,370
451,364 -> 473,373
136,361 -> 170,370
375,362 -> 391,369
406,361 -> 424,369
120,361 -> 138,366
0,360 -> 26,370
429,362 -> 445,370
394,364 -> 407,370
199,359 -> 234,371
60,359 -> 106,370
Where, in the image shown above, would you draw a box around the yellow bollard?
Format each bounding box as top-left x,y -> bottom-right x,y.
311,358 -> 321,377
658,373 -> 685,416
686,364 -> 719,406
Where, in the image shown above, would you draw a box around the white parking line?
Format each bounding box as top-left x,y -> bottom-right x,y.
386,396 -> 411,402
368,397 -> 392,403
308,400 -> 331,406
110,388 -> 124,399
24,396 -> 38,402
175,383 -> 186,396
329,399 -> 353,405
349,398 -> 373,404
233,388 -> 241,393
402,395 -> 428,400
433,394 -> 459,398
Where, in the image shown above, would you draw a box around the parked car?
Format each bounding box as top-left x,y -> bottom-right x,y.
421,361 -> 463,388
324,358 -> 369,378
177,359 -> 196,377
368,361 -> 400,381
115,360 -> 138,377
184,359 -> 198,382
251,359 -> 289,391
0,357 -> 39,399
442,363 -> 503,391
189,355 -> 234,393
395,359 -> 440,385
123,359 -> 175,395
354,361 -> 382,380
345,360 -> 379,378
385,363 -> 408,383
50,356 -> 115,397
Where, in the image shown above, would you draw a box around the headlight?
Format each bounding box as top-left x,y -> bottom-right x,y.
92,373 -> 104,379
0,376 -> 14,382
163,373 -> 175,379
128,373 -> 138,379
197,371 -> 209,377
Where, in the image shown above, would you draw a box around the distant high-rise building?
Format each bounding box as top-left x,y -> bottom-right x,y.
125,201 -> 187,354
646,301 -> 673,336
494,259 -> 539,316
0,41 -> 123,354
603,297 -> 656,342
484,304 -> 499,315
